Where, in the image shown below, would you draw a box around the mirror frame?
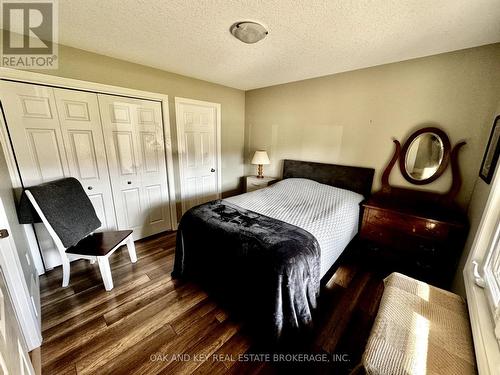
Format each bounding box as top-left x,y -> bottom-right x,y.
399,127 -> 451,185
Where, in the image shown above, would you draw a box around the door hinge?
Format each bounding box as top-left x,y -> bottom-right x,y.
0,229 -> 9,238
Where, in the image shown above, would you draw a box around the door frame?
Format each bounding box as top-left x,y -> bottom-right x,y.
0,198 -> 41,351
0,67 -> 179,273
175,97 -> 222,214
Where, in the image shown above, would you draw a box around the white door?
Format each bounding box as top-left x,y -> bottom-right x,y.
175,98 -> 221,213
0,268 -> 35,375
98,94 -> 171,239
53,88 -> 117,231
0,81 -> 117,269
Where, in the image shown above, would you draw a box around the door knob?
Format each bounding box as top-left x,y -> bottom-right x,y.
0,229 -> 9,238
87,186 -> 93,190
127,181 -> 132,184
211,168 -> 215,172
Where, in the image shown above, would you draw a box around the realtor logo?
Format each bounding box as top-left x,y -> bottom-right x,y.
1,0 -> 58,68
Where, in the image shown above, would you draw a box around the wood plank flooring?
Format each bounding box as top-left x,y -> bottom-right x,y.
40,232 -> 386,374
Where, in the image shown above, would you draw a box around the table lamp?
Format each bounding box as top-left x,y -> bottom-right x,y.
251,150 -> 270,178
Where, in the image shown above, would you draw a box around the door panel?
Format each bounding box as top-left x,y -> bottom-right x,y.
141,132 -> 159,173
176,100 -> 219,212
122,188 -> 143,228
88,194 -> 110,230
67,131 -> 99,179
19,95 -> 52,118
145,184 -> 164,224
114,131 -> 138,175
26,128 -> 66,181
53,88 -> 117,232
98,94 -> 170,239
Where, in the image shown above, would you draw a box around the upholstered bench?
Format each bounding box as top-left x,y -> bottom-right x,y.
359,272 -> 476,375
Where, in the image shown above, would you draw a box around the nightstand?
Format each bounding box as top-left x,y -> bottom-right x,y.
245,176 -> 278,192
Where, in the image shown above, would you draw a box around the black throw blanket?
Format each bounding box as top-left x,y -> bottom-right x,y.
18,178 -> 101,248
172,200 -> 320,340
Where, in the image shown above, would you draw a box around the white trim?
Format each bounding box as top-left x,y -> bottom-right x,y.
160,100 -> 178,229
175,97 -> 222,214
0,67 -> 178,235
0,67 -> 168,102
463,163 -> 500,375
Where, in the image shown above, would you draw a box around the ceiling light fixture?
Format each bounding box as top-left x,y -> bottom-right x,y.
230,21 -> 268,44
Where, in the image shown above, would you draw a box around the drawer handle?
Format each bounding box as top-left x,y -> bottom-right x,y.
87,186 -> 93,190
419,245 -> 436,253
127,181 -> 132,185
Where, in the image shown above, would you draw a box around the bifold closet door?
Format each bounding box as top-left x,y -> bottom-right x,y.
52,88 -> 117,231
97,94 -> 171,239
0,81 -> 116,268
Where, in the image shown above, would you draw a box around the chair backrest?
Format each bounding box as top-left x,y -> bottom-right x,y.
24,190 -> 68,260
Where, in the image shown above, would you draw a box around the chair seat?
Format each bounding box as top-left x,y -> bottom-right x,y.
66,230 -> 133,256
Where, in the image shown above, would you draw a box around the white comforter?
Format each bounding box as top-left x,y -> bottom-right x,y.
224,178 -> 364,278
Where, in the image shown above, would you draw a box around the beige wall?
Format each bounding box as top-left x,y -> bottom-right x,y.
245,44 -> 500,208
452,101 -> 500,296
35,44 -> 246,217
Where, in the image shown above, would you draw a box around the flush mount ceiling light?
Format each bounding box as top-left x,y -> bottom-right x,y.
230,21 -> 268,44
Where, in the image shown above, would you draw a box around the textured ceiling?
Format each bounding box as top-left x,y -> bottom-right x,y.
59,0 -> 500,90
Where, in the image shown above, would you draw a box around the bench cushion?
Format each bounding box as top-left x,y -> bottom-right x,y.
362,272 -> 476,375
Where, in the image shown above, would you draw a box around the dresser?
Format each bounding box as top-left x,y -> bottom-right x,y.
360,192 -> 468,288
245,176 -> 278,192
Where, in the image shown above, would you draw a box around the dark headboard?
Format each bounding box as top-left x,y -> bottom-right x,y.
282,159 -> 375,198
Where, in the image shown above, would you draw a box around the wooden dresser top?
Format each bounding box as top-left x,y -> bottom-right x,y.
362,191 -> 468,227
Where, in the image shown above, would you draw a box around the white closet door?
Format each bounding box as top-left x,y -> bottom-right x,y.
98,94 -> 171,239
53,88 -> 117,231
0,81 -> 70,269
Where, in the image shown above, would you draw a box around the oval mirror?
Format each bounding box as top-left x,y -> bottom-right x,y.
400,127 -> 450,185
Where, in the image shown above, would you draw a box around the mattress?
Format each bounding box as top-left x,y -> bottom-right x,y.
225,178 -> 364,278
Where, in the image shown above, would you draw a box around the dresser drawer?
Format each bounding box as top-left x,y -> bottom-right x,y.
247,181 -> 267,192
245,176 -> 278,192
360,224 -> 405,248
365,208 -> 449,241
361,223 -> 443,253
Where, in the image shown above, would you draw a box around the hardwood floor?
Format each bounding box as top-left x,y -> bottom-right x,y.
40,232 -> 385,374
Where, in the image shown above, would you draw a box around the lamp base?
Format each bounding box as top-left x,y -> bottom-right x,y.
257,164 -> 264,178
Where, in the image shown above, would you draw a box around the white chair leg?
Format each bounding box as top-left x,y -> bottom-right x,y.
61,258 -> 70,288
126,236 -> 137,263
97,257 -> 114,291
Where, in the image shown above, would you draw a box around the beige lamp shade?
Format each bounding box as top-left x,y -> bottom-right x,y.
251,150 -> 270,165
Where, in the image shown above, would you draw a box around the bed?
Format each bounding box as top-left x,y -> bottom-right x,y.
172,159 -> 374,340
